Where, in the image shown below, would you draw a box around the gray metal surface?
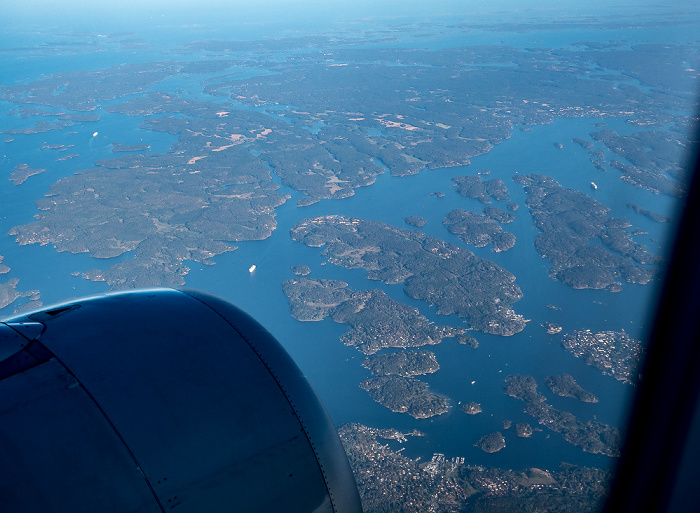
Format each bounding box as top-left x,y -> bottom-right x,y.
0,288 -> 362,513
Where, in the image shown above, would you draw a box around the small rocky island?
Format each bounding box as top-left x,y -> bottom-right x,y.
456,334 -> 479,348
475,431 -> 506,453
453,175 -> 510,204
542,322 -> 563,335
461,401 -> 482,415
515,423 -> 533,437
404,216 -> 427,227
290,265 -> 311,276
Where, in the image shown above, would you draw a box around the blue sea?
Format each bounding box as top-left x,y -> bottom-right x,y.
1,2 -> 697,472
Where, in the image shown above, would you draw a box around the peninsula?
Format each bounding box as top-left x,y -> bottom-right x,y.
561,330 -> 643,385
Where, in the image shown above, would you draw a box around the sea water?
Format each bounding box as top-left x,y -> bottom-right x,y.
0,4 -> 695,471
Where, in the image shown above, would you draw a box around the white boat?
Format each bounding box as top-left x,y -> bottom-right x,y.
591,182 -> 598,190
249,265 -> 256,273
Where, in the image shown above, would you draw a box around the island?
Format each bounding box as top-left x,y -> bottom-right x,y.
360,376 -> 449,419
545,374 -> 599,403
504,375 -> 620,456
515,423 -> 533,438
112,142 -> 151,152
404,216 -> 427,227
453,175 -> 510,204
514,174 -> 661,291
362,350 -> 439,377
443,209 -> 516,252
10,164 -> 46,185
290,216 -> 526,335
561,330 -> 643,385
290,265 -> 311,276
282,277 -> 466,354
456,334 -> 479,348
461,401 -> 482,415
475,432 -> 506,453
542,322 -> 563,335
3,36 -> 689,295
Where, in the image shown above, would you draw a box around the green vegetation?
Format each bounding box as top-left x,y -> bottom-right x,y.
112,142 -> 150,152
282,277 -> 465,354
0,256 -> 40,311
290,265 -> 311,276
290,216 -> 525,335
515,174 -> 661,291
453,175 -> 510,204
444,209 -> 516,252
360,376 -> 449,419
456,334 -> 479,348
362,350 -> 439,377
462,401 -> 482,415
545,374 -> 599,403
505,375 -> 620,456
475,432 -> 506,453
591,130 -> 686,197
627,203 -> 672,223
404,216 -> 427,227
9,164 -> 46,185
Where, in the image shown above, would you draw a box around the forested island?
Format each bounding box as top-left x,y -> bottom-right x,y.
475,432 -> 506,453
9,164 -> 46,185
505,375 -> 620,456
282,277 -> 465,354
443,209 -> 516,252
453,175 -> 511,204
405,216 -> 427,227
514,174 -> 661,291
290,216 -> 526,335
360,376 -> 449,419
462,401 -> 483,415
362,350 -> 439,377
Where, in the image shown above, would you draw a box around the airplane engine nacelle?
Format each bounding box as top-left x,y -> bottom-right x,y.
0,288 -> 362,513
